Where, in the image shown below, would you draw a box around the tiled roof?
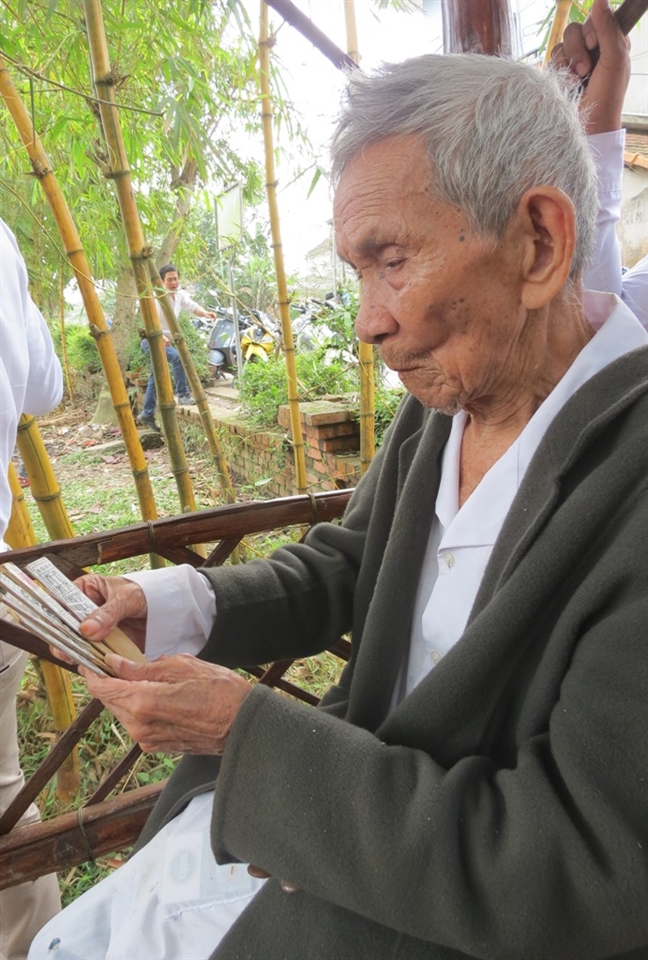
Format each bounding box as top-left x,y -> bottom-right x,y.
624,130 -> 648,170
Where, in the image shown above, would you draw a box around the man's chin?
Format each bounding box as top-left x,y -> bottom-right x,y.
398,370 -> 462,415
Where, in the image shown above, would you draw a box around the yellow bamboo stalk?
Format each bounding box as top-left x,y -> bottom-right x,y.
81,0 -> 198,519
6,461 -> 36,547
0,57 -> 160,543
6,463 -> 79,801
16,414 -> 75,540
544,0 -> 573,64
38,659 -> 79,802
343,0 -> 375,474
259,3 -> 307,494
148,262 -> 237,506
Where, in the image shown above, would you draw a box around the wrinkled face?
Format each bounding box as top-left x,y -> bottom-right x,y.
334,135 -> 527,413
162,271 -> 180,292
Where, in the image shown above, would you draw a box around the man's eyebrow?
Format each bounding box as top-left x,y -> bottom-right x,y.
338,238 -> 403,267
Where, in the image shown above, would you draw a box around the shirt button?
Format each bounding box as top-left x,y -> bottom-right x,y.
431,651 -> 443,666
444,552 -> 455,569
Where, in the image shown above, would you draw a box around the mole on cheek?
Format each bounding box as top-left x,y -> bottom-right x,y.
458,235 -> 465,242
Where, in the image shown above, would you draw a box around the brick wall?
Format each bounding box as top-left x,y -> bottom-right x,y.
180,401 -> 361,498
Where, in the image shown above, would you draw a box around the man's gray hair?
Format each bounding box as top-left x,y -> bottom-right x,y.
331,55 -> 597,276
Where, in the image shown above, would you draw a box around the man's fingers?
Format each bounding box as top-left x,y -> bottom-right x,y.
76,576 -> 147,641
560,22 -> 593,77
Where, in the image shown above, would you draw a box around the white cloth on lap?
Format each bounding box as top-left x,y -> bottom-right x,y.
28,793 -> 265,960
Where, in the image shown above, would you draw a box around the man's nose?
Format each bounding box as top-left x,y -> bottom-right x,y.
355,286 -> 398,345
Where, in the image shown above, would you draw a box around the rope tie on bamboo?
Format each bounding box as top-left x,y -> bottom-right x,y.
146,519 -> 158,554
89,324 -> 111,341
76,807 -> 96,863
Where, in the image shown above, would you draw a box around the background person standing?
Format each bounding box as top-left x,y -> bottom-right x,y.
137,263 -> 217,431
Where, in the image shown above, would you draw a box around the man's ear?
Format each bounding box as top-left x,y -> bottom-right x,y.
515,186 -> 576,310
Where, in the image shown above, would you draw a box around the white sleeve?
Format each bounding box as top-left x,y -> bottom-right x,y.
583,129 -> 625,298
620,255 -> 648,329
124,564 -> 216,659
175,289 -> 201,316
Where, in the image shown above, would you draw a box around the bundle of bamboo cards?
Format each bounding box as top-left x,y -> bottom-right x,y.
0,556 -> 146,675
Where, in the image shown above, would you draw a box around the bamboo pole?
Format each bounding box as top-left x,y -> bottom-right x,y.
0,57 -> 160,541
343,0 -> 375,475
81,0 -> 198,518
148,263 -> 237,507
259,2 -> 307,494
6,462 -> 36,547
6,462 -> 80,801
544,1 -> 573,64
37,660 -> 79,802
16,415 -> 75,541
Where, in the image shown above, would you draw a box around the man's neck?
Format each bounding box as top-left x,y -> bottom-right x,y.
459,288 -> 593,504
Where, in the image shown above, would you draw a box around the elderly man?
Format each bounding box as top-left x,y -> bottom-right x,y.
30,4 -> 647,959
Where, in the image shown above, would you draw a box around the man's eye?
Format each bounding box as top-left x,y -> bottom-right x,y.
385,259 -> 405,271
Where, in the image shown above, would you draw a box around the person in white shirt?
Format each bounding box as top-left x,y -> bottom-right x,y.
554,7 -> 648,326
138,263 -> 217,431
30,3 -> 648,959
0,219 -> 63,960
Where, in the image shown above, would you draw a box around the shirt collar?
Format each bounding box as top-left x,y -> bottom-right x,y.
436,293 -> 647,548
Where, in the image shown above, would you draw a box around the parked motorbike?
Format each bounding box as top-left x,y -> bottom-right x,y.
207,308 -> 278,379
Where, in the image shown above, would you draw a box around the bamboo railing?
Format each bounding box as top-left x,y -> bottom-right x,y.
0,489 -> 352,890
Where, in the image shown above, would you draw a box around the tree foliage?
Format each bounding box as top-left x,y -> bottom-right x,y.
0,0 -> 274,356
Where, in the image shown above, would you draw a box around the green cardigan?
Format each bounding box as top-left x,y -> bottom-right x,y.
140,346 -> 648,960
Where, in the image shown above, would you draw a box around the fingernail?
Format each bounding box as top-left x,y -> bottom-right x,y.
584,32 -> 597,51
79,617 -> 100,638
573,59 -> 589,77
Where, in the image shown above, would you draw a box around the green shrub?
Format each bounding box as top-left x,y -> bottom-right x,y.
238,346 -> 358,426
53,323 -> 102,374
374,386 -> 405,446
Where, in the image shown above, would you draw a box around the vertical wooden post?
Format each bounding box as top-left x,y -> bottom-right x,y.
442,0 -> 512,56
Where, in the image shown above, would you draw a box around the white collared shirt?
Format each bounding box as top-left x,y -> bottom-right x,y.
156,288 -> 201,335
396,293 -> 646,702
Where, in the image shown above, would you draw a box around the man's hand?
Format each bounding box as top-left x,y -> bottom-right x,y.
551,0 -> 631,134
80,653 -> 251,754
75,574 -> 147,652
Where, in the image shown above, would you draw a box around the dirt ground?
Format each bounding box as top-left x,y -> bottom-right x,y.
13,383 -> 243,546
